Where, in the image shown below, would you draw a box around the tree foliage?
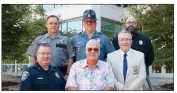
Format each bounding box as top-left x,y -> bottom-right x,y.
127,4 -> 174,67
2,4 -> 46,63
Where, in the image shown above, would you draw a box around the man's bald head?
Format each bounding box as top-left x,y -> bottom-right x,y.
86,39 -> 100,61
126,16 -> 137,23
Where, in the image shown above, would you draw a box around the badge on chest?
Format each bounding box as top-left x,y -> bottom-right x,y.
55,72 -> 60,78
133,65 -> 139,74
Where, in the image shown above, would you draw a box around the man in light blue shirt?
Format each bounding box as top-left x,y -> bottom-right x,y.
72,9 -> 115,61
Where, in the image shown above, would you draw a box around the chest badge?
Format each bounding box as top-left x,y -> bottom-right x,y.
55,72 -> 60,78
139,40 -> 143,45
133,65 -> 139,74
59,40 -> 64,44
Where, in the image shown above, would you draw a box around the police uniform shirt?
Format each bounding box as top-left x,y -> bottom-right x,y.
72,31 -> 115,61
20,62 -> 66,91
26,33 -> 73,67
112,32 -> 154,67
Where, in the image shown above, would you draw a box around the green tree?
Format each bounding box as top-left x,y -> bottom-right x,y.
2,4 -> 46,63
127,5 -> 174,68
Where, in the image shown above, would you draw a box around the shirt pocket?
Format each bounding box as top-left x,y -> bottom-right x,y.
55,78 -> 66,90
74,42 -> 86,55
129,64 -> 140,80
56,43 -> 67,57
94,79 -> 106,89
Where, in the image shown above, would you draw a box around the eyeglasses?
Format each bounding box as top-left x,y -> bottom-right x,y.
38,52 -> 52,56
87,48 -> 99,52
118,38 -> 132,42
125,21 -> 137,25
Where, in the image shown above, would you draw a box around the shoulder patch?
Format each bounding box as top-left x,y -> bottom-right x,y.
98,32 -> 103,35
21,71 -> 30,81
78,31 -> 82,34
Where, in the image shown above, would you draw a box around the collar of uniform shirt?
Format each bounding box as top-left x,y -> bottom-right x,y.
46,32 -> 62,39
35,62 -> 54,73
120,48 -> 132,58
81,31 -> 99,37
81,59 -> 101,70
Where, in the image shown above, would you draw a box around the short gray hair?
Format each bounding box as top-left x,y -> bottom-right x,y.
86,39 -> 100,49
118,30 -> 132,37
37,43 -> 51,52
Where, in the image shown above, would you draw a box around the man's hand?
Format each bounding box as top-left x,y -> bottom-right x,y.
121,85 -> 129,90
64,75 -> 68,80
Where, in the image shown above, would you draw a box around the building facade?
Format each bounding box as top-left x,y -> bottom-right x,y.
43,5 -> 130,39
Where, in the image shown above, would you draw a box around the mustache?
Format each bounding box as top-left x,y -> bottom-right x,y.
126,26 -> 137,31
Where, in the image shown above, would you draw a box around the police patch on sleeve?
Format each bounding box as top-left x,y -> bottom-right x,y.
21,71 -> 30,81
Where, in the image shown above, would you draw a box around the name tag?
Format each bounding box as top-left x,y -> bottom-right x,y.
56,43 -> 66,49
37,77 -> 43,79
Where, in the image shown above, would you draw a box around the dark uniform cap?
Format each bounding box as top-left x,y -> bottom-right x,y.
83,9 -> 97,22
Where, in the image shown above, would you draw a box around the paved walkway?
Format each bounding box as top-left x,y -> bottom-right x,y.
147,77 -> 173,85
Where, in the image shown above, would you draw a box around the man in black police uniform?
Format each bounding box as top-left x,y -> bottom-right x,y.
112,16 -> 154,90
20,43 -> 66,91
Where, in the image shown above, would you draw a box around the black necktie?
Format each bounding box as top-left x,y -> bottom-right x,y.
123,54 -> 127,81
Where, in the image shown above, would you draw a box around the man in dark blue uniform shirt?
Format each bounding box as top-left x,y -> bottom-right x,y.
112,16 -> 154,90
72,9 -> 115,61
20,43 -> 66,91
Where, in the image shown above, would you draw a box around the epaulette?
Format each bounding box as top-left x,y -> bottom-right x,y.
78,31 -> 83,34
98,32 -> 103,35
30,63 -> 38,68
36,34 -> 45,40
23,66 -> 31,71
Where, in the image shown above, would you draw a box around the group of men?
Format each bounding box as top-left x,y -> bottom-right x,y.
20,9 -> 154,91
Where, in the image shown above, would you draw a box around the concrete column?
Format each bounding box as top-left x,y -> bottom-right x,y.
15,60 -> 17,73
162,65 -> 166,77
91,5 -> 101,32
149,66 -> 152,76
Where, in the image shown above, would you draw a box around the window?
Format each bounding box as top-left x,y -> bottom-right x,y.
115,4 -> 128,8
42,4 -> 63,11
68,20 -> 82,33
61,22 -> 67,32
60,19 -> 82,37
42,5 -> 55,11
101,19 -> 122,39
